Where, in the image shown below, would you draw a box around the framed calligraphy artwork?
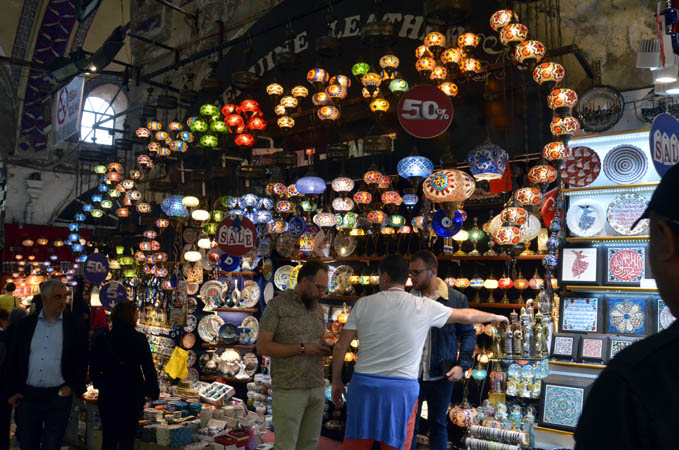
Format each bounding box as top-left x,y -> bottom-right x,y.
606,296 -> 648,336
578,336 -> 608,364
559,295 -> 603,334
560,247 -> 599,284
539,375 -> 594,432
550,333 -> 580,360
606,247 -> 646,286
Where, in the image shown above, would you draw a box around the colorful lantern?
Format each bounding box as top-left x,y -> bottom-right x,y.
441,48 -> 464,68
514,187 -> 542,206
532,62 -> 565,88
457,33 -> 479,52
424,32 -> 446,54
317,106 -> 340,121
278,116 -> 295,129
415,57 -> 436,78
547,89 -> 578,113
353,191 -> 372,204
490,9 -> 518,32
235,134 -> 255,147
549,116 -> 581,138
307,68 -> 329,88
312,92 -> 330,106
135,128 -> 151,139
330,75 -> 351,88
501,207 -> 529,226
369,98 -> 390,113
493,226 -> 522,245
543,141 -> 571,162
291,85 -> 309,98
439,82 -> 458,97
397,156 -> 434,181
499,23 -> 528,47
528,165 -> 557,184
296,176 -> 327,195
389,79 -> 409,95
515,40 -> 546,65
351,61 -> 371,78
467,144 -> 508,181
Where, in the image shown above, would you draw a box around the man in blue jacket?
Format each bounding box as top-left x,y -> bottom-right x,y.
409,250 -> 476,450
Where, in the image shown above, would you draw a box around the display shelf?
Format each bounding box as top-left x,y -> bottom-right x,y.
217,271 -> 258,276
468,302 -> 532,310
201,343 -> 256,350
565,285 -> 658,293
200,375 -> 253,383
563,182 -> 658,194
274,255 -> 546,263
213,307 -> 259,313
565,236 -> 649,243
534,426 -> 574,437
490,357 -> 548,362
548,360 -> 606,370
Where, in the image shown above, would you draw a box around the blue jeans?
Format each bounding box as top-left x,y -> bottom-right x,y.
412,378 -> 455,450
15,389 -> 73,450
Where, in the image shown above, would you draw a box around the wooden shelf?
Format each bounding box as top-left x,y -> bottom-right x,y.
468,302 -> 530,310
213,307 -> 259,313
200,375 -> 253,383
201,343 -> 256,350
549,360 -> 606,370
534,426 -> 574,437
566,236 -> 649,242
217,271 -> 258,276
563,182 -> 658,193
565,285 -> 658,293
275,255 -> 546,263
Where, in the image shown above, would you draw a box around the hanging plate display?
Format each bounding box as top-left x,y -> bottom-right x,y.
264,282 -> 274,303
274,265 -> 294,291
574,85 -> 624,133
183,228 -> 198,244
182,332 -> 196,349
314,230 -> 332,258
257,236 -> 273,257
275,233 -> 298,259
185,368 -> 199,383
200,280 -> 224,311
289,265 -> 302,289
607,193 -> 650,235
566,199 -> 606,237
241,250 -> 261,270
198,314 -> 225,343
330,265 -> 355,295
187,297 -> 198,313
333,233 -> 357,257
187,350 -> 196,367
288,215 -> 306,238
241,316 -> 260,344
184,314 -> 197,333
218,322 -> 239,344
242,353 -> 259,376
262,258 -> 273,281
219,349 -> 242,377
187,282 -> 199,295
602,145 -> 648,185
561,146 -> 601,187
431,209 -> 464,238
240,281 -> 261,308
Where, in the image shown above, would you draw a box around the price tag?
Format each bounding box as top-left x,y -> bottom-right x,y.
397,85 -> 453,139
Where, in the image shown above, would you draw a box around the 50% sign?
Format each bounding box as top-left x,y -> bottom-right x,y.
397,85 -> 454,139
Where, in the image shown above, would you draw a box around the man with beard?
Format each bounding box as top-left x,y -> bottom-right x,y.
258,261 -> 332,450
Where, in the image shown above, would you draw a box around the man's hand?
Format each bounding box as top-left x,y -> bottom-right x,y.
303,343 -> 331,356
8,393 -> 23,408
446,366 -> 464,382
331,382 -> 347,408
492,314 -> 509,325
58,385 -> 73,397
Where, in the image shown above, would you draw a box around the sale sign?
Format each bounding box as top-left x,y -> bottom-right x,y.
100,281 -> 128,310
216,216 -> 257,256
397,84 -> 453,139
84,253 -> 109,284
650,113 -> 679,176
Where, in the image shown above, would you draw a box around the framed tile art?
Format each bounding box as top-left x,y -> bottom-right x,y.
550,333 -> 580,360
559,247 -> 599,284
657,298 -> 677,333
538,375 -> 594,432
558,294 -> 603,334
608,336 -> 639,361
605,296 -> 649,336
605,247 -> 646,286
578,335 -> 608,364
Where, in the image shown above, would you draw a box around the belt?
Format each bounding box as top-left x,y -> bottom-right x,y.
24,385 -> 62,400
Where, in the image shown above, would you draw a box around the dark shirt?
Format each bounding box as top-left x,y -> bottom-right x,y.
574,320 -> 679,449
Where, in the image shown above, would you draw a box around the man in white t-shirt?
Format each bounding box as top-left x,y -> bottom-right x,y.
331,255 -> 507,450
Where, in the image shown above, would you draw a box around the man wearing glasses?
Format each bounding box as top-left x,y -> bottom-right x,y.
574,163 -> 679,450
258,261 -> 332,450
408,250 -> 475,450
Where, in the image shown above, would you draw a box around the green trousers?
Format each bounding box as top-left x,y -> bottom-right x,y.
272,386 -> 326,450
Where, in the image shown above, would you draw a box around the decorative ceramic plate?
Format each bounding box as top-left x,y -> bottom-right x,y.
566,199 -> 606,237
187,350 -> 196,367
241,250 -> 261,271
182,332 -> 196,349
183,228 -> 198,244
219,349 -> 242,377
187,297 -> 198,313
198,314 -> 225,343
200,281 -> 224,311
274,265 -> 294,291
263,282 -> 274,303
242,353 -> 259,376
561,146 -> 601,187
184,314 -> 197,333
257,236 -> 273,257
185,368 -> 199,383
603,145 -> 648,184
218,322 -> 239,344
187,282 -> 199,295
607,194 -> 649,235
241,316 -> 260,343
275,233 -> 298,259
289,265 -> 302,289
314,230 -> 333,258
182,263 -> 193,279
333,233 -> 357,257
330,265 -> 355,295
262,258 -> 273,281
240,281 -> 261,308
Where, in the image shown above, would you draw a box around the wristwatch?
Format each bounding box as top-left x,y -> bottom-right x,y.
300,343 -> 305,354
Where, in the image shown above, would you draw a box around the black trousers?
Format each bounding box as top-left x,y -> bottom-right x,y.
97,392 -> 143,450
0,403 -> 10,450
15,388 -> 73,450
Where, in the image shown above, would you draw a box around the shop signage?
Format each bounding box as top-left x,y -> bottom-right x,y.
216,216 -> 257,256
397,85 -> 454,139
650,113 -> 679,176
53,76 -> 84,145
100,281 -> 127,310
84,253 -> 109,284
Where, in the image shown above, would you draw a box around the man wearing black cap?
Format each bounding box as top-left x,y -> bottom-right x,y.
575,163 -> 679,449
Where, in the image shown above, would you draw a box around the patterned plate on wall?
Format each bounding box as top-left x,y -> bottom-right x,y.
602,145 -> 648,185
561,146 -> 601,187
274,265 -> 294,291
606,193 -> 649,235
198,314 -> 225,343
566,199 -> 606,237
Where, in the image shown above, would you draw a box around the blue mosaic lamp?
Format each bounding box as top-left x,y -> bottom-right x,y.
160,195 -> 189,217
397,155 -> 434,181
403,193 -> 419,206
296,175 -> 327,195
82,204 -> 94,212
467,143 -> 508,181
74,213 -> 86,222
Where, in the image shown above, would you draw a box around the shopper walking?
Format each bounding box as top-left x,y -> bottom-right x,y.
331,255 -> 507,450
0,283 -> 18,314
4,280 -> 88,450
258,261 -> 332,450
575,163 -> 679,449
90,301 -> 159,450
0,307 -> 28,450
408,250 -> 475,450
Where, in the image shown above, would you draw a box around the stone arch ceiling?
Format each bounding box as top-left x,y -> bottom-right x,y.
0,0 -> 131,155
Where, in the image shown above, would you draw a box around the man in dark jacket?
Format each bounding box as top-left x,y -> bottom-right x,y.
409,250 -> 476,450
5,280 -> 88,450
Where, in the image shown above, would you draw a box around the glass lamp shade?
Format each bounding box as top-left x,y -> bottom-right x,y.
528,164 -> 557,184
116,208 -> 129,218
380,227 -> 395,235
352,62 -> 371,77
483,278 -> 499,290
200,104 -> 219,116
37,238 -> 48,246
147,120 -> 162,131
389,79 -> 409,94
299,232 -> 315,252
410,216 -> 424,232
296,176 -> 327,195
190,119 -> 208,133
331,177 -> 355,192
468,144 -> 509,180
191,209 -> 210,221
278,116 -> 295,128
362,87 -> 381,99
493,226 -> 522,245
239,99 -> 260,117
210,121 -> 228,133
291,85 -> 309,99
109,189 -> 121,199
361,73 -> 382,89
330,75 -> 351,88
239,193 -> 259,208
379,54 -> 400,71
430,66 -> 448,83
72,244 -> 84,252
514,187 -> 542,206
199,134 -> 218,147
135,127 -> 151,139
515,40 -> 546,64
499,23 -> 528,46
441,48 -> 464,66
274,104 -> 287,116
169,140 -> 186,152
259,197 -> 274,210
424,32 -> 446,52
550,116 -> 581,137
108,162 -> 123,173
134,251 -> 147,262
147,142 -> 160,153
389,215 -> 406,227
155,218 -> 170,228
280,96 -> 298,109
367,210 -> 387,224
498,276 -> 514,289
157,147 -> 171,157
82,204 -> 94,213
143,230 -> 158,239
307,68 -> 329,86
182,196 -> 200,208
137,155 -> 153,168
533,62 -> 565,86
22,239 -> 35,247
468,227 -> 485,242
160,195 -> 189,217
91,194 -> 103,203
266,83 -> 284,96
460,58 -> 481,74
378,176 -> 391,190
184,250 -> 202,262
452,229 -> 469,242
369,98 -> 390,112
326,84 -> 348,101
300,200 -> 317,212
547,89 -> 578,111
169,121 -> 183,131
363,170 -> 383,184
197,237 -> 212,249
439,82 -> 458,97
254,210 -> 273,224
454,277 -> 470,289
501,207 -> 529,226
423,170 -> 476,203
415,44 -> 431,59
287,185 -> 300,197
514,276 -> 529,290
402,193 -> 419,206
313,212 -> 337,228
415,57 -> 436,74
317,106 -> 340,121
267,220 -> 288,234
397,155 -> 434,180
381,191 -> 403,205
312,92 -> 330,106
353,191 -> 372,204
332,197 -> 355,212
457,33 -> 479,50
543,141 -> 571,162
155,131 -> 169,141
101,200 -> 113,209
275,200 -> 293,213
235,134 -> 255,147
490,9 -> 518,32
